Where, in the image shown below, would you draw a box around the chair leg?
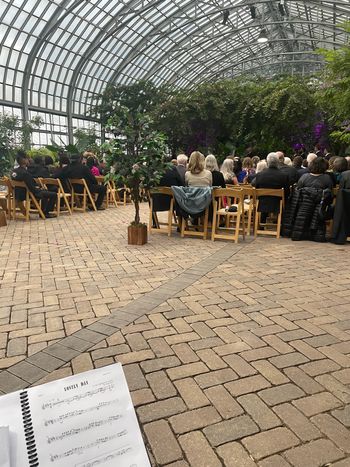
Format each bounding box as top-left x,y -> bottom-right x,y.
203,208 -> 209,240
254,207 -> 259,238
180,217 -> 186,238
235,214 -> 240,243
167,200 -> 173,237
276,202 -> 282,239
87,190 -> 97,211
57,194 -> 60,217
211,203 -> 217,241
30,194 -> 46,220
63,192 -> 72,214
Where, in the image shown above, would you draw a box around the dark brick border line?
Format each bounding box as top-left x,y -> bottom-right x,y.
0,242 -> 251,394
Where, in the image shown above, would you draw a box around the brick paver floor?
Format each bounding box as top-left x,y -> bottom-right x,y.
0,204 -> 350,466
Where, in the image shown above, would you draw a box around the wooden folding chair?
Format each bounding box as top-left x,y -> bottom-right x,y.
95,176 -> 119,208
69,178 -> 97,212
10,180 -> 46,220
0,177 -> 14,219
211,188 -> 245,243
148,187 -> 178,236
40,178 -> 72,216
254,188 -> 284,238
242,185 -> 256,235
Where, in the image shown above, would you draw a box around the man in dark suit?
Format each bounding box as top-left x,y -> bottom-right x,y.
27,156 -> 50,178
11,151 -> 56,217
152,166 -> 183,214
59,154 -> 106,209
176,154 -> 188,185
340,170 -> 350,189
276,151 -> 299,184
252,152 -> 290,217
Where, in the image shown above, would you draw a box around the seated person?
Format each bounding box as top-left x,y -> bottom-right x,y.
86,156 -> 101,176
27,155 -> 50,178
247,160 -> 267,184
176,154 -> 188,186
242,157 -> 255,180
276,151 -> 298,184
252,152 -> 290,219
44,156 -> 56,176
233,158 -> 245,183
152,165 -> 182,215
330,157 -> 348,185
185,151 -> 212,186
221,158 -> 238,185
297,157 -> 334,190
340,169 -> 350,189
205,154 -> 225,187
59,153 -> 106,210
11,151 -> 56,218
53,154 -> 70,192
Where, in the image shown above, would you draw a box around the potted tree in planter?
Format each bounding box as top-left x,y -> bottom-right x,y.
104,105 -> 171,245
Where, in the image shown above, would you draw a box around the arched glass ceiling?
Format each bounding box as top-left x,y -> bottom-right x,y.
0,0 -> 349,143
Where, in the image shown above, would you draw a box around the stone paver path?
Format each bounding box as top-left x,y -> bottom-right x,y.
0,204 -> 350,466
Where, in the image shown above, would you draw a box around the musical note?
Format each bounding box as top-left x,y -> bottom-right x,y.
47,416 -> 123,444
49,432 -> 128,462
44,400 -> 119,426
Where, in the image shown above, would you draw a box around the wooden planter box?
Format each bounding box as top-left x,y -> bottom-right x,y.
128,224 -> 147,245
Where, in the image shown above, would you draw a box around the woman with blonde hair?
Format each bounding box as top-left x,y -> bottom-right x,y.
185,151 -> 212,186
221,158 -> 238,185
205,154 -> 225,187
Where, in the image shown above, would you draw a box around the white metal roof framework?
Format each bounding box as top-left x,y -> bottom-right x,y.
0,0 -> 349,145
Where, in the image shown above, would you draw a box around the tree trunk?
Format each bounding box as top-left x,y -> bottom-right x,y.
132,187 -> 140,224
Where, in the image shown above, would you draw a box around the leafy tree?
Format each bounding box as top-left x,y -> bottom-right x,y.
0,113 -> 42,177
103,106 -> 170,225
90,80 -> 169,127
317,22 -> 350,153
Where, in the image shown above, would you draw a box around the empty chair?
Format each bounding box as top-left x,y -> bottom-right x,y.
211,187 -> 245,243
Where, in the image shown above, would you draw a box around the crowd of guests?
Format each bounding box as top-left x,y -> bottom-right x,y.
163,150 -> 350,243
167,150 -> 350,191
10,150 -> 107,217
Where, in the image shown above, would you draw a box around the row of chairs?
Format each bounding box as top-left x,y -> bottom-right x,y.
0,176 -> 131,221
149,186 -> 284,243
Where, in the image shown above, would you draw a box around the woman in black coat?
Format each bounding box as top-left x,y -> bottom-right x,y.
205,154 -> 225,187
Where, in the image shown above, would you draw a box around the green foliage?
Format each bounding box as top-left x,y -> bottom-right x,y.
0,113 -> 42,177
155,77 -> 317,156
317,22 -> 350,121
28,147 -> 56,161
73,128 -> 100,154
104,106 -> 171,225
90,80 -> 169,127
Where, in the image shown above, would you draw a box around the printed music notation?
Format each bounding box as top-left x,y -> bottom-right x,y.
47,415 -> 123,443
50,431 -> 128,462
44,400 -> 119,426
42,383 -> 114,410
27,364 -> 150,466
76,446 -> 133,467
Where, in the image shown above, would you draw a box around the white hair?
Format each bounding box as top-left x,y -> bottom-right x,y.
256,160 -> 267,173
307,153 -> 317,165
284,157 -> 292,166
266,153 -> 279,168
177,154 -> 188,166
205,154 -> 219,172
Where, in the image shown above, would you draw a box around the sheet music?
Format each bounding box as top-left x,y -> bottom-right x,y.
0,391 -> 28,467
28,363 -> 150,467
